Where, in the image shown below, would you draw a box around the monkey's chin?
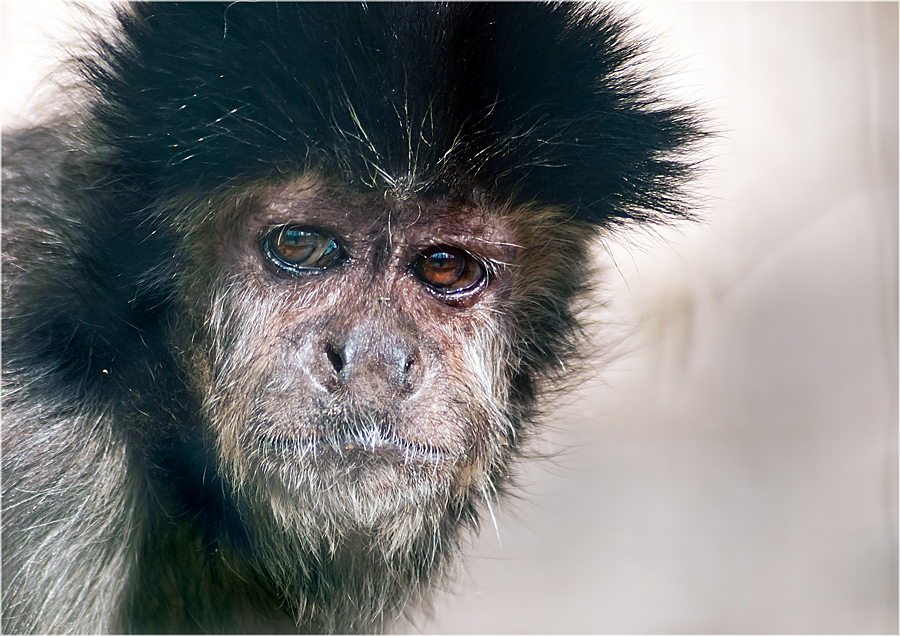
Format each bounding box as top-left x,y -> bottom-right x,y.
235,435 -> 471,547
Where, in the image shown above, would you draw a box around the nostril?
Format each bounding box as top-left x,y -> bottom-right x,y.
325,343 -> 345,374
398,350 -> 420,390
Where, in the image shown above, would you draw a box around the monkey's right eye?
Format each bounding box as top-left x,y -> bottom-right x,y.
260,225 -> 345,274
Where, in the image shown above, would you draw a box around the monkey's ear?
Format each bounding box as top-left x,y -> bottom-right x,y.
84,3 -> 705,226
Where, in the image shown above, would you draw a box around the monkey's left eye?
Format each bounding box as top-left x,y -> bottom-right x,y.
260,225 -> 345,274
411,246 -> 486,296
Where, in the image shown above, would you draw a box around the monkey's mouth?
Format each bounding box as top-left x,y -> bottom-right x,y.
260,430 -> 461,464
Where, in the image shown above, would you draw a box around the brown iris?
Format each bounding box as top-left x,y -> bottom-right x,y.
412,246 -> 485,295
260,225 -> 344,274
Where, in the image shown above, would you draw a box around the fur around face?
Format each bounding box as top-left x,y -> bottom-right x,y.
2,3 -> 704,634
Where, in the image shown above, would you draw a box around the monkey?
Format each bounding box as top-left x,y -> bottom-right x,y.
1,3 -> 705,633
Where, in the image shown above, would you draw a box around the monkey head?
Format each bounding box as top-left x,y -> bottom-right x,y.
1,3 -> 704,633
174,174 -> 594,613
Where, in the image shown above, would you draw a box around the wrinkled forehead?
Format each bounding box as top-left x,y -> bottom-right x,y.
248,175 -> 516,247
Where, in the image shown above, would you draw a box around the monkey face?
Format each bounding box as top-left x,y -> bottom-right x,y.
178,176 -> 527,545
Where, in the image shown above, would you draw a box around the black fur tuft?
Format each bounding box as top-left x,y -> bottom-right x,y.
86,2 -> 703,222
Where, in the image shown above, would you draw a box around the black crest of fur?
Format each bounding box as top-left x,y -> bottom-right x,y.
2,3 -> 705,634
86,2 -> 702,222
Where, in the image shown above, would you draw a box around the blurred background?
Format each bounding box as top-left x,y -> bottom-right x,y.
3,2 -> 897,633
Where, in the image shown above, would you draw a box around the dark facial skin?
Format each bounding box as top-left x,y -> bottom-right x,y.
179,177 -> 521,552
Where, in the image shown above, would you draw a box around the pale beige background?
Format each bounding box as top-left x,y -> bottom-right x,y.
3,2 -> 897,633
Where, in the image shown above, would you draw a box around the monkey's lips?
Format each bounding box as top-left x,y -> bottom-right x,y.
260,429 -> 462,465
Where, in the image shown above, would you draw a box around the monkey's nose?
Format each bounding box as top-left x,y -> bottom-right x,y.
321,328 -> 420,399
